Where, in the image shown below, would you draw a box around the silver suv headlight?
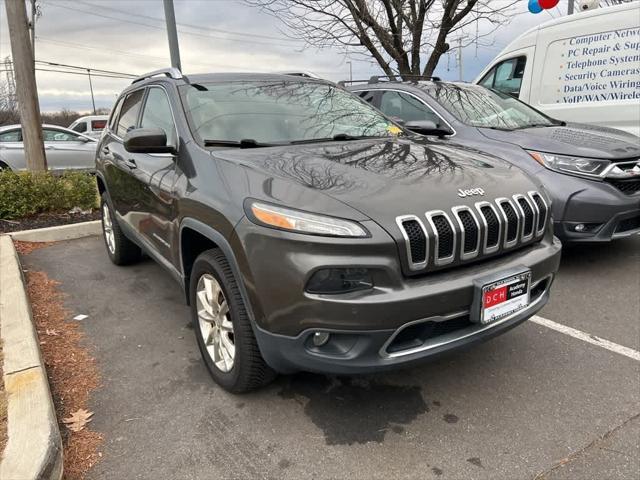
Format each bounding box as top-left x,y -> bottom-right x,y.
247,201 -> 369,237
527,151 -> 610,179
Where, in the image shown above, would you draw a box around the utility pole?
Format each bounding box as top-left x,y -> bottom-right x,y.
5,0 -> 47,171
347,60 -> 353,82
162,0 -> 182,71
568,0 -> 575,14
30,0 -> 36,72
457,37 -> 463,82
87,69 -> 96,115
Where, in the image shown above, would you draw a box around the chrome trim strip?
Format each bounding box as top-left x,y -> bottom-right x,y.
395,215 -> 428,271
474,201 -> 501,255
451,206 -> 480,260
495,198 -> 520,249
528,191 -> 548,237
425,210 -> 456,266
380,274 -> 554,359
513,194 -> 535,242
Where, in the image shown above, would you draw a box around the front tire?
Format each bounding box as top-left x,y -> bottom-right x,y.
190,249 -> 275,393
100,194 -> 141,265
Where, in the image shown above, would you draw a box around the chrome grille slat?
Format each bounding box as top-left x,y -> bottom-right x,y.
513,194 -> 535,242
426,211 -> 456,266
396,215 -> 428,271
452,206 -> 480,260
396,191 -> 547,274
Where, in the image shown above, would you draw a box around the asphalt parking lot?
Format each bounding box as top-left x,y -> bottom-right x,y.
23,235 -> 639,480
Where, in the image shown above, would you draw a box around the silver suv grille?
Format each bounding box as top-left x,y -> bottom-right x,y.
397,191 -> 548,272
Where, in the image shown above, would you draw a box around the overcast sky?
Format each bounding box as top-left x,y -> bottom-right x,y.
1,0 -> 575,112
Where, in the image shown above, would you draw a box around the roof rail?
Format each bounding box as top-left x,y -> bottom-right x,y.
338,75 -> 441,86
275,71 -> 321,79
132,67 -> 183,84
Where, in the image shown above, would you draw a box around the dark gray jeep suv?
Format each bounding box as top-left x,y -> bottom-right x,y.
96,69 -> 561,392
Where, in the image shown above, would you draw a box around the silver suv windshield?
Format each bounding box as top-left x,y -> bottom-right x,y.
181,80 -> 401,145
421,83 -> 555,131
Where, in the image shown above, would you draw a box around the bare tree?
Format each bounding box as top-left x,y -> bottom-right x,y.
245,0 -> 518,79
0,80 -> 19,126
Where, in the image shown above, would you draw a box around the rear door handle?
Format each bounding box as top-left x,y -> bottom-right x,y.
124,158 -> 137,169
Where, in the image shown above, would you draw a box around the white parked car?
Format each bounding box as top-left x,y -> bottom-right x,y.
69,115 -> 109,139
0,124 -> 97,171
475,2 -> 640,136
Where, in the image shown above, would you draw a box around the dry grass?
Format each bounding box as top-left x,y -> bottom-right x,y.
25,269 -> 103,479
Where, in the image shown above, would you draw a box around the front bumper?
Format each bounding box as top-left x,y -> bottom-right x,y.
233,217 -> 562,374
540,170 -> 640,242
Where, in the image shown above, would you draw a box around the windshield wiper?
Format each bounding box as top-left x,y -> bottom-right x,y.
203,139 -> 276,148
289,134 -> 385,145
512,123 -> 554,130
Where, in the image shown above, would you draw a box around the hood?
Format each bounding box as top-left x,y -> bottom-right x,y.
212,137 -> 540,233
478,123 -> 640,160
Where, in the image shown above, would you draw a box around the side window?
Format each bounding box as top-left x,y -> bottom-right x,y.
109,98 -> 124,131
42,129 -> 79,142
479,69 -> 495,89
492,57 -> 526,97
140,88 -> 177,146
0,129 -> 22,142
357,90 -> 376,104
116,89 -> 145,138
72,122 -> 87,133
379,91 -> 441,124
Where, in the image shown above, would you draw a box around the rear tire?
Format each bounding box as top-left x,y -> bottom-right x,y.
100,193 -> 141,265
190,248 -> 276,393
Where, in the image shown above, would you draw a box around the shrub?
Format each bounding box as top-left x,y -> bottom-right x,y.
0,171 -> 98,220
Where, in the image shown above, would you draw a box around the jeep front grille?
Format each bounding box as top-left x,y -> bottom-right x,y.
397,192 -> 548,274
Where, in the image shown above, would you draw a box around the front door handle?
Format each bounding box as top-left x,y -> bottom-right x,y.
124,158 -> 137,169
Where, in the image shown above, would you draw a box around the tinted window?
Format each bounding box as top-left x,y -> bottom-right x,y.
140,88 -> 177,145
0,129 -> 22,142
489,57 -> 526,96
43,129 -> 80,142
357,90 -> 376,103
379,90 -> 441,124
109,98 -> 124,131
72,122 -> 87,133
116,89 -> 144,138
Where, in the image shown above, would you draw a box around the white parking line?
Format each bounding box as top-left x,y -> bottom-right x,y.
531,315 -> 640,362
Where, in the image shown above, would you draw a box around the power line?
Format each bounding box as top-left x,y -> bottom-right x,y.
0,67 -> 134,80
73,0 -> 303,43
48,2 -> 303,48
35,60 -> 137,78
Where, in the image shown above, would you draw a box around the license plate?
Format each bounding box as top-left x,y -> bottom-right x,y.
480,272 -> 531,325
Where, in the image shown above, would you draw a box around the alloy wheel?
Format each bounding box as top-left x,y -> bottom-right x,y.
102,202 -> 116,255
196,273 -> 235,372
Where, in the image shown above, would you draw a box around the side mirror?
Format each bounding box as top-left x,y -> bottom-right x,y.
124,128 -> 176,154
404,120 -> 453,137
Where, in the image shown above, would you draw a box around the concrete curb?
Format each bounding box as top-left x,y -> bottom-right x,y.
9,220 -> 101,243
0,235 -> 63,480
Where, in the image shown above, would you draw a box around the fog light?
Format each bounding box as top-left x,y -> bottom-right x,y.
306,268 -> 373,294
312,331 -> 330,346
574,223 -> 586,232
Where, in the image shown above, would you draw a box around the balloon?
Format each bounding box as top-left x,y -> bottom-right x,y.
528,0 -> 543,13
539,0 -> 560,8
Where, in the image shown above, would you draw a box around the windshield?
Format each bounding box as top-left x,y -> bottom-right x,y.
181,80 -> 400,145
421,83 -> 555,130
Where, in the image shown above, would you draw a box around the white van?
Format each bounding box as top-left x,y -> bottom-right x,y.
69,115 -> 109,139
475,2 -> 640,136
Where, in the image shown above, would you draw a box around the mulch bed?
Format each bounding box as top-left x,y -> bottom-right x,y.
0,210 -> 100,234
20,243 -> 103,479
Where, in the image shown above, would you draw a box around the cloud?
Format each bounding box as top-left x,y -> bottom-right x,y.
0,0 -> 574,111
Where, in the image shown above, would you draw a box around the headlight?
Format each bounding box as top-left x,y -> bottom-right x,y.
247,201 -> 368,237
527,151 -> 610,178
